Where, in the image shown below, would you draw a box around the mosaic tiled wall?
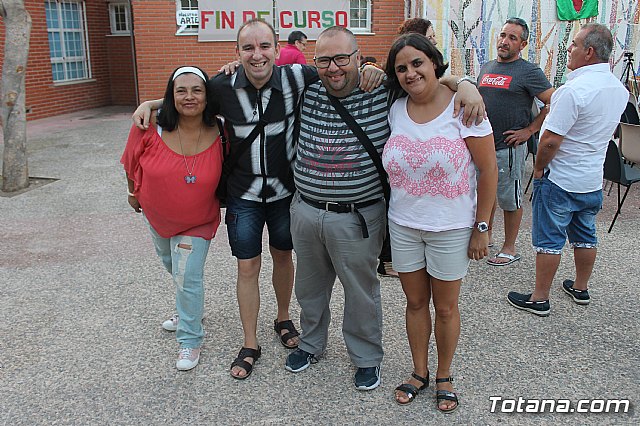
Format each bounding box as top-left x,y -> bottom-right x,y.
421,0 -> 639,87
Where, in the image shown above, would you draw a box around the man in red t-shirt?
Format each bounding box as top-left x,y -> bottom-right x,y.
276,31 -> 307,65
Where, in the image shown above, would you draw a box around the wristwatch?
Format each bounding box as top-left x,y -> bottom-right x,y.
474,221 -> 489,233
456,76 -> 477,88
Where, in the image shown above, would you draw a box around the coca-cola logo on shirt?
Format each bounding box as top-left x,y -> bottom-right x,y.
479,74 -> 512,89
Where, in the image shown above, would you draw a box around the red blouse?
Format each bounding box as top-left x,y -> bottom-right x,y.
121,124 -> 223,240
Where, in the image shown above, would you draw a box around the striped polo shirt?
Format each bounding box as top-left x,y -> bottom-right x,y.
294,82 -> 390,203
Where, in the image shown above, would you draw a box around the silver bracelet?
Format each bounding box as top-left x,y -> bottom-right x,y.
127,190 -> 135,197
456,76 -> 477,88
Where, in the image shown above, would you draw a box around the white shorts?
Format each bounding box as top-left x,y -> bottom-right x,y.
388,220 -> 472,281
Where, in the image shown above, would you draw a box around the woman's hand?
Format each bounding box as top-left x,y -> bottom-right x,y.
468,230 -> 489,260
128,195 -> 142,213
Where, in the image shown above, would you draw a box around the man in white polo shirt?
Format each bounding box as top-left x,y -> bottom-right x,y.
507,23 -> 628,316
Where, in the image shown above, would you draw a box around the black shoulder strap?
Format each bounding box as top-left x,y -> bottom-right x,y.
219,97 -> 275,176
216,116 -> 227,144
327,94 -> 390,202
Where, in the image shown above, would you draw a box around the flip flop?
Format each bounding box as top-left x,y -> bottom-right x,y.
487,252 -> 521,266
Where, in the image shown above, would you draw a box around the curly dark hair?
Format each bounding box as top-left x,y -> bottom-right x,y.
157,66 -> 218,131
385,33 -> 449,97
397,18 -> 433,36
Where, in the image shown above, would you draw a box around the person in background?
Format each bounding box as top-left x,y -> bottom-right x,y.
507,23 -> 628,316
477,17 -> 554,267
276,30 -> 308,65
398,17 -> 438,46
360,56 -> 378,66
121,66 -> 223,371
383,34 -> 497,411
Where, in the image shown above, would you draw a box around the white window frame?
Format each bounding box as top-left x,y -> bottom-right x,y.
176,0 -> 199,35
349,0 -> 372,33
45,0 -> 92,83
109,2 -> 131,35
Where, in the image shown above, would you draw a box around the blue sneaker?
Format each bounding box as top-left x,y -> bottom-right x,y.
285,348 -> 317,373
355,365 -> 381,390
507,291 -> 550,317
562,279 -> 590,305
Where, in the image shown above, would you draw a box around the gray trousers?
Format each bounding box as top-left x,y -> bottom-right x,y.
290,192 -> 385,367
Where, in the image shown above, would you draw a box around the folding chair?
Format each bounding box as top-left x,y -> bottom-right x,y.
619,122 -> 640,166
621,92 -> 640,125
613,92 -> 640,140
603,139 -> 640,232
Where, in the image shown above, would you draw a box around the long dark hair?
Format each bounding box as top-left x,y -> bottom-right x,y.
385,33 -> 449,98
156,66 -> 218,131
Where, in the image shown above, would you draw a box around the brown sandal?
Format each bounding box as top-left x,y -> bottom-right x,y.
230,346 -> 261,380
273,319 -> 299,349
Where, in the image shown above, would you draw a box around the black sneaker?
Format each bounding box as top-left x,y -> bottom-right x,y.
507,291 -> 550,317
285,348 -> 317,373
355,365 -> 381,390
562,279 -> 590,305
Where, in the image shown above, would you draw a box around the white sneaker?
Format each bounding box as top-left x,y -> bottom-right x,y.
162,314 -> 179,331
176,347 -> 200,371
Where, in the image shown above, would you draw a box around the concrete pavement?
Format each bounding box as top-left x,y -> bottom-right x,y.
0,106 -> 638,425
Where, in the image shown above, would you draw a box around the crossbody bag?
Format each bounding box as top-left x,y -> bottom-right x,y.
215,101 -> 275,204
326,94 -> 390,203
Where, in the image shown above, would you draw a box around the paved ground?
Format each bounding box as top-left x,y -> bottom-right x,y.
1,106 -> 638,425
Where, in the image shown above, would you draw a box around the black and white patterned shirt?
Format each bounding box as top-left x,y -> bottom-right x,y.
209,64 -> 318,202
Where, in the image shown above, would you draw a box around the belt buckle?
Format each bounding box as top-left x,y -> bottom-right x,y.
324,201 -> 339,211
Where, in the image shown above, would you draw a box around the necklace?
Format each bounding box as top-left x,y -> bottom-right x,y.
177,124 -> 202,184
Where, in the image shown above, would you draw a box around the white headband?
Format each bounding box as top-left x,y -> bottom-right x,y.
172,66 -> 206,82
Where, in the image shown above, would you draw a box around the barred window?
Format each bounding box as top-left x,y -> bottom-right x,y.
45,0 -> 91,82
350,0 -> 371,32
109,2 -> 131,35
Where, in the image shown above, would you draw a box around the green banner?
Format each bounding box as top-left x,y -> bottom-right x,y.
557,0 -> 599,21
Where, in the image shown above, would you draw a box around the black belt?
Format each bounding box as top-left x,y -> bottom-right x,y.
299,194 -> 381,238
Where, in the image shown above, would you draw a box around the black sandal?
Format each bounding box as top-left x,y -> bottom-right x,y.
377,260 -> 399,278
394,372 -> 429,405
273,319 -> 299,349
435,377 -> 459,413
230,346 -> 261,380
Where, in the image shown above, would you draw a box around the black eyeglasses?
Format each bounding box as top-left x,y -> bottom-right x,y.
313,50 -> 358,69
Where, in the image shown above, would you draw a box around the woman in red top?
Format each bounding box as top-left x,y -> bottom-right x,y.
121,66 -> 223,371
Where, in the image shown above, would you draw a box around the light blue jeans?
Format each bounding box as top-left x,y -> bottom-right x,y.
146,218 -> 210,349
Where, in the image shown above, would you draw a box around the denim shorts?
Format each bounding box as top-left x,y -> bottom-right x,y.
225,194 -> 293,259
531,176 -> 602,254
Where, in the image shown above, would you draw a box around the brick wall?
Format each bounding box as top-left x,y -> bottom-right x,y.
0,0 -> 402,119
0,0 -> 135,120
132,0 -> 405,101
358,0 -> 405,66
